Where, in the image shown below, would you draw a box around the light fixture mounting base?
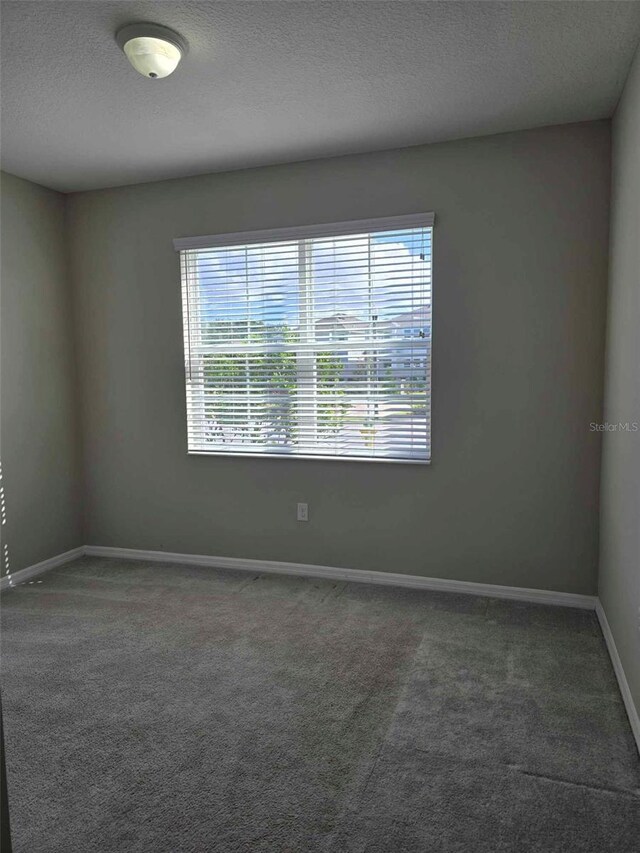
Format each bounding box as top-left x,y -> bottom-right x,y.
115,22 -> 188,56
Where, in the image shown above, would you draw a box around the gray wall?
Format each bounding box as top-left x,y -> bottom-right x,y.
67,121 -> 610,594
0,172 -> 82,574
599,47 -> 640,711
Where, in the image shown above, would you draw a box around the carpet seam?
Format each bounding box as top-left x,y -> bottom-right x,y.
513,767 -> 640,799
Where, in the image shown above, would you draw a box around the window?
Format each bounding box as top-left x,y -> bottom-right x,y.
175,213 -> 433,463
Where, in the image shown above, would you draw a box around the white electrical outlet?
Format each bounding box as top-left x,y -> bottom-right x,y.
297,502 -> 309,522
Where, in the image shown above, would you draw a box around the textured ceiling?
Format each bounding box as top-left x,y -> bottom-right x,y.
1,1 -> 639,193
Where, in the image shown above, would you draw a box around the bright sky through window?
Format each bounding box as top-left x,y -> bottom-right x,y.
176,214 -> 433,462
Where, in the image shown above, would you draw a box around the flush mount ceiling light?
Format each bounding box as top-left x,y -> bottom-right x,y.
116,23 -> 188,79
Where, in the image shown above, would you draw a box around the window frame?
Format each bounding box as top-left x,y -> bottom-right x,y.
175,212 -> 434,465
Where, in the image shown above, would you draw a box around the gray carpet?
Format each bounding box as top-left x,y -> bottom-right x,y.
1,557 -> 639,853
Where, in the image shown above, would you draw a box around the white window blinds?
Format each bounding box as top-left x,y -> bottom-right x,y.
175,213 -> 433,463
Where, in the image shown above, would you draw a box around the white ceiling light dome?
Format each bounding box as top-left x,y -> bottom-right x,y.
116,23 -> 188,79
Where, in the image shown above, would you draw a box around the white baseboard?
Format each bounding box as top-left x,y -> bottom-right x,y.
0,546 -> 85,592
0,541 -> 598,609
83,544 -> 597,610
595,600 -> 640,756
